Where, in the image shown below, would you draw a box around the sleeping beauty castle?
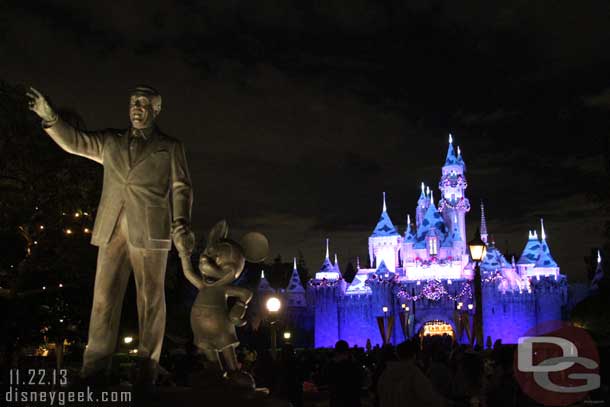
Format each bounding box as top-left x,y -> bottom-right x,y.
258,135 -> 568,347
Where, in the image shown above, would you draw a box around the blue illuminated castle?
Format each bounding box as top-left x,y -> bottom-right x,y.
259,135 -> 568,347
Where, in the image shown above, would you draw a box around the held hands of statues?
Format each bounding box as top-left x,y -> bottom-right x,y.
172,222 -> 195,257
26,87 -> 58,125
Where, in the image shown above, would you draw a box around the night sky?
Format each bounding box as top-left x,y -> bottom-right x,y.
3,1 -> 610,281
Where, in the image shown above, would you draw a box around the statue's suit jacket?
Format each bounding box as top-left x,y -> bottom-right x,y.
45,119 -> 192,250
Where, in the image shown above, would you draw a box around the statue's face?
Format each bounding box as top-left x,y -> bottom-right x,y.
199,241 -> 245,287
129,93 -> 157,129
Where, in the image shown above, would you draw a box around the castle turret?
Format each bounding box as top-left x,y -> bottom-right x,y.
257,270 -> 277,318
258,270 -> 275,296
315,239 -> 341,280
534,219 -> 559,278
368,192 -> 402,272
438,134 -> 470,253
309,240 -> 344,347
416,182 -> 428,228
517,230 -> 540,276
334,253 -> 340,274
286,257 -> 307,307
402,214 -> 416,264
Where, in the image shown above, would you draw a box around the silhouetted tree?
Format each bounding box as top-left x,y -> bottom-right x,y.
0,80 -> 101,365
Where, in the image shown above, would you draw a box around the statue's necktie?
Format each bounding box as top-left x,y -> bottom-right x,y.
129,130 -> 146,165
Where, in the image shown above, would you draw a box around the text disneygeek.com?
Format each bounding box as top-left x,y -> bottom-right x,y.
5,386 -> 132,405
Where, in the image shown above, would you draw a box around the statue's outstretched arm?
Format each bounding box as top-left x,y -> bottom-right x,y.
179,254 -> 203,290
27,87 -> 105,163
44,119 -> 106,163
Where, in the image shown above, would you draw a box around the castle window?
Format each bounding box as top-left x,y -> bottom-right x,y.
428,237 -> 438,256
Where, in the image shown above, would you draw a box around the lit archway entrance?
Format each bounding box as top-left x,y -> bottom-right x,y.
420,320 -> 454,338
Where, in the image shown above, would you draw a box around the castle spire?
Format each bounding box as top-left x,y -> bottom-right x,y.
430,190 -> 434,206
293,256 -> 297,270
420,182 -> 425,198
457,146 -> 466,170
316,238 -> 341,280
258,269 -> 275,294
535,219 -> 558,268
444,133 -> 458,166
480,201 -> 488,244
334,253 -> 339,268
287,256 -> 305,298
371,193 -> 399,237
356,256 -> 361,270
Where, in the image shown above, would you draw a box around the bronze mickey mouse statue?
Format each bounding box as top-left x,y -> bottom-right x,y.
175,220 -> 268,385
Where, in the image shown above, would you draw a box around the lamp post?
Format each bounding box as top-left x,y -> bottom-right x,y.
266,296 -> 281,358
468,228 -> 487,348
400,303 -> 411,339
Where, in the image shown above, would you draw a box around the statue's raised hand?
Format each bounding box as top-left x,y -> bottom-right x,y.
26,87 -> 57,124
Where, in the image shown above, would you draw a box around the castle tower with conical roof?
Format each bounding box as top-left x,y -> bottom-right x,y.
286,257 -> 307,307
416,183 -> 429,227
368,192 -> 402,272
438,134 -> 470,254
315,239 -> 342,280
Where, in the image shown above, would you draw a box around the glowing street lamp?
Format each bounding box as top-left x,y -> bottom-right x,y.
468,228 -> 486,347
266,296 -> 281,358
266,297 -> 281,313
468,228 -> 487,262
123,336 -> 134,345
283,331 -> 292,341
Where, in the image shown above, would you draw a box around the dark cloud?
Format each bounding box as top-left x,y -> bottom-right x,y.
2,0 -> 609,281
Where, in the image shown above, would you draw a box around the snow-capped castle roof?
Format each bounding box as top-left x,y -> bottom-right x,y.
287,257 -> 305,293
404,214 -> 416,243
481,242 -> 511,273
415,201 -> 447,248
456,145 -> 466,171
315,239 -> 342,280
535,219 -> 558,268
375,260 -> 392,276
517,230 -> 541,265
444,134 -> 459,166
371,192 -> 400,237
258,270 -> 275,294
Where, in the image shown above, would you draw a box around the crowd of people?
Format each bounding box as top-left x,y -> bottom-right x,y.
2,332 -> 605,406
228,334 -> 561,407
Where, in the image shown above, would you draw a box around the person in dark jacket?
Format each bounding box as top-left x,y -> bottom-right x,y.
326,340 -> 363,407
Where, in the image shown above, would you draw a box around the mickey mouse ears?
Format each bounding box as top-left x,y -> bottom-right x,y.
240,232 -> 269,263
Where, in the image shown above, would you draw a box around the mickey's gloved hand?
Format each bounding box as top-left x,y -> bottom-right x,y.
229,301 -> 248,327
